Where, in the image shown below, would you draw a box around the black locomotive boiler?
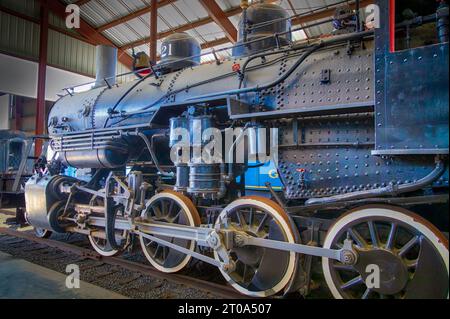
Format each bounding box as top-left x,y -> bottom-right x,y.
25,0 -> 449,299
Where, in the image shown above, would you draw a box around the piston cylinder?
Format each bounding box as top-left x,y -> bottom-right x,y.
187,163 -> 222,198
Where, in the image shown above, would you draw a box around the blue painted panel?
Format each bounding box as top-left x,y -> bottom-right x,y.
245,161 -> 283,192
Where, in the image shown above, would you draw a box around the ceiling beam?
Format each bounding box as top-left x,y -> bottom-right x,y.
120,6 -> 242,50
201,37 -> 229,49
198,0 -> 237,43
149,0 -> 158,63
121,0 -> 374,52
73,0 -> 91,6
44,0 -> 134,69
96,0 -> 176,33
291,0 -> 374,26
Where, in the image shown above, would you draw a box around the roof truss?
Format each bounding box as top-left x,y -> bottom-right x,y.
198,0 -> 237,43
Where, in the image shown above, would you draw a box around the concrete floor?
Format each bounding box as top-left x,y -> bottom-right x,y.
0,251 -> 127,299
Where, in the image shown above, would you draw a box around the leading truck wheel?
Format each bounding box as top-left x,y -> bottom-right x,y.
139,191 -> 201,273
34,228 -> 52,239
88,204 -> 126,257
214,197 -> 297,297
322,205 -> 449,299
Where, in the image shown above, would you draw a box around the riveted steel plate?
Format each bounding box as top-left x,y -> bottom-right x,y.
276,43 -> 375,112
374,43 -> 449,154
277,114 -> 449,199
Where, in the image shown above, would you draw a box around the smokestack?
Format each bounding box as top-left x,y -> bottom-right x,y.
94,45 -> 118,89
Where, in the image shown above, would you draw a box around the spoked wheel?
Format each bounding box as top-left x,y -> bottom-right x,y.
87,197 -> 125,257
34,228 -> 52,239
322,205 -> 449,299
139,191 -> 201,273
214,197 -> 297,297
88,232 -> 121,257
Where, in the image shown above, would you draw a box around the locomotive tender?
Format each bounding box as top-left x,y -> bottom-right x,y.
25,0 -> 449,299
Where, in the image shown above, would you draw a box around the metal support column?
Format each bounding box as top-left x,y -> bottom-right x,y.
149,0 -> 158,64
35,0 -> 49,157
14,96 -> 22,131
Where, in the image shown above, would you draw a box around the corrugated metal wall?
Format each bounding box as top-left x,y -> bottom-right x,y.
0,0 -> 129,79
0,10 -> 40,59
47,29 -> 97,76
0,0 -> 39,18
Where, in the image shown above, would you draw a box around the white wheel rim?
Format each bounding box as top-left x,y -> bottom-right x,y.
322,207 -> 449,299
35,228 -> 50,238
88,235 -> 120,257
139,192 -> 196,273
214,198 -> 296,297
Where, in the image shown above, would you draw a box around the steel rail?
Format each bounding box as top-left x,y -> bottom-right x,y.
0,227 -> 246,299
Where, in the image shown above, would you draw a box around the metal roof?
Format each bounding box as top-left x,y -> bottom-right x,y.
61,0 -> 357,59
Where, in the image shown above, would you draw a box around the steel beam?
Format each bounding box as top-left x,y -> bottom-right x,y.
96,0 -> 176,33
150,0 -> 158,64
121,0 -> 374,51
44,0 -> 134,69
14,97 -> 23,131
73,0 -> 91,6
199,0 -> 237,43
120,7 -> 242,50
291,0 -> 373,25
35,1 -> 49,158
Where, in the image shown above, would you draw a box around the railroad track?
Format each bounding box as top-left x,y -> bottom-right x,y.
0,226 -> 246,299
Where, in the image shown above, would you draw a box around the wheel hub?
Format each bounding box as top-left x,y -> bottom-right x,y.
233,246 -> 264,267
356,249 -> 409,295
232,229 -> 264,267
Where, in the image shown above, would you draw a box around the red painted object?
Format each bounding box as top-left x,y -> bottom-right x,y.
389,0 -> 396,52
35,1 -> 49,158
232,63 -> 241,72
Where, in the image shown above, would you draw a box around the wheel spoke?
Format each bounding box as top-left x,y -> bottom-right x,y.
340,275 -> 363,290
256,213 -> 269,233
171,210 -> 182,223
347,228 -> 368,248
153,244 -> 162,258
398,235 -> 420,257
361,288 -> 372,299
168,200 -> 175,216
152,205 -> 163,218
248,208 -> 254,227
162,246 -> 168,260
333,262 -> 357,272
367,221 -> 380,248
386,222 -> 397,250
236,210 -> 248,228
161,200 -> 168,216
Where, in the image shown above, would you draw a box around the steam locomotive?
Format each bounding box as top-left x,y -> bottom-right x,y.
25,0 -> 449,299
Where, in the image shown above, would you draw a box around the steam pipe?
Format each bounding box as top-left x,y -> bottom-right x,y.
189,29 -> 374,101
128,132 -> 174,177
305,157 -> 447,205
